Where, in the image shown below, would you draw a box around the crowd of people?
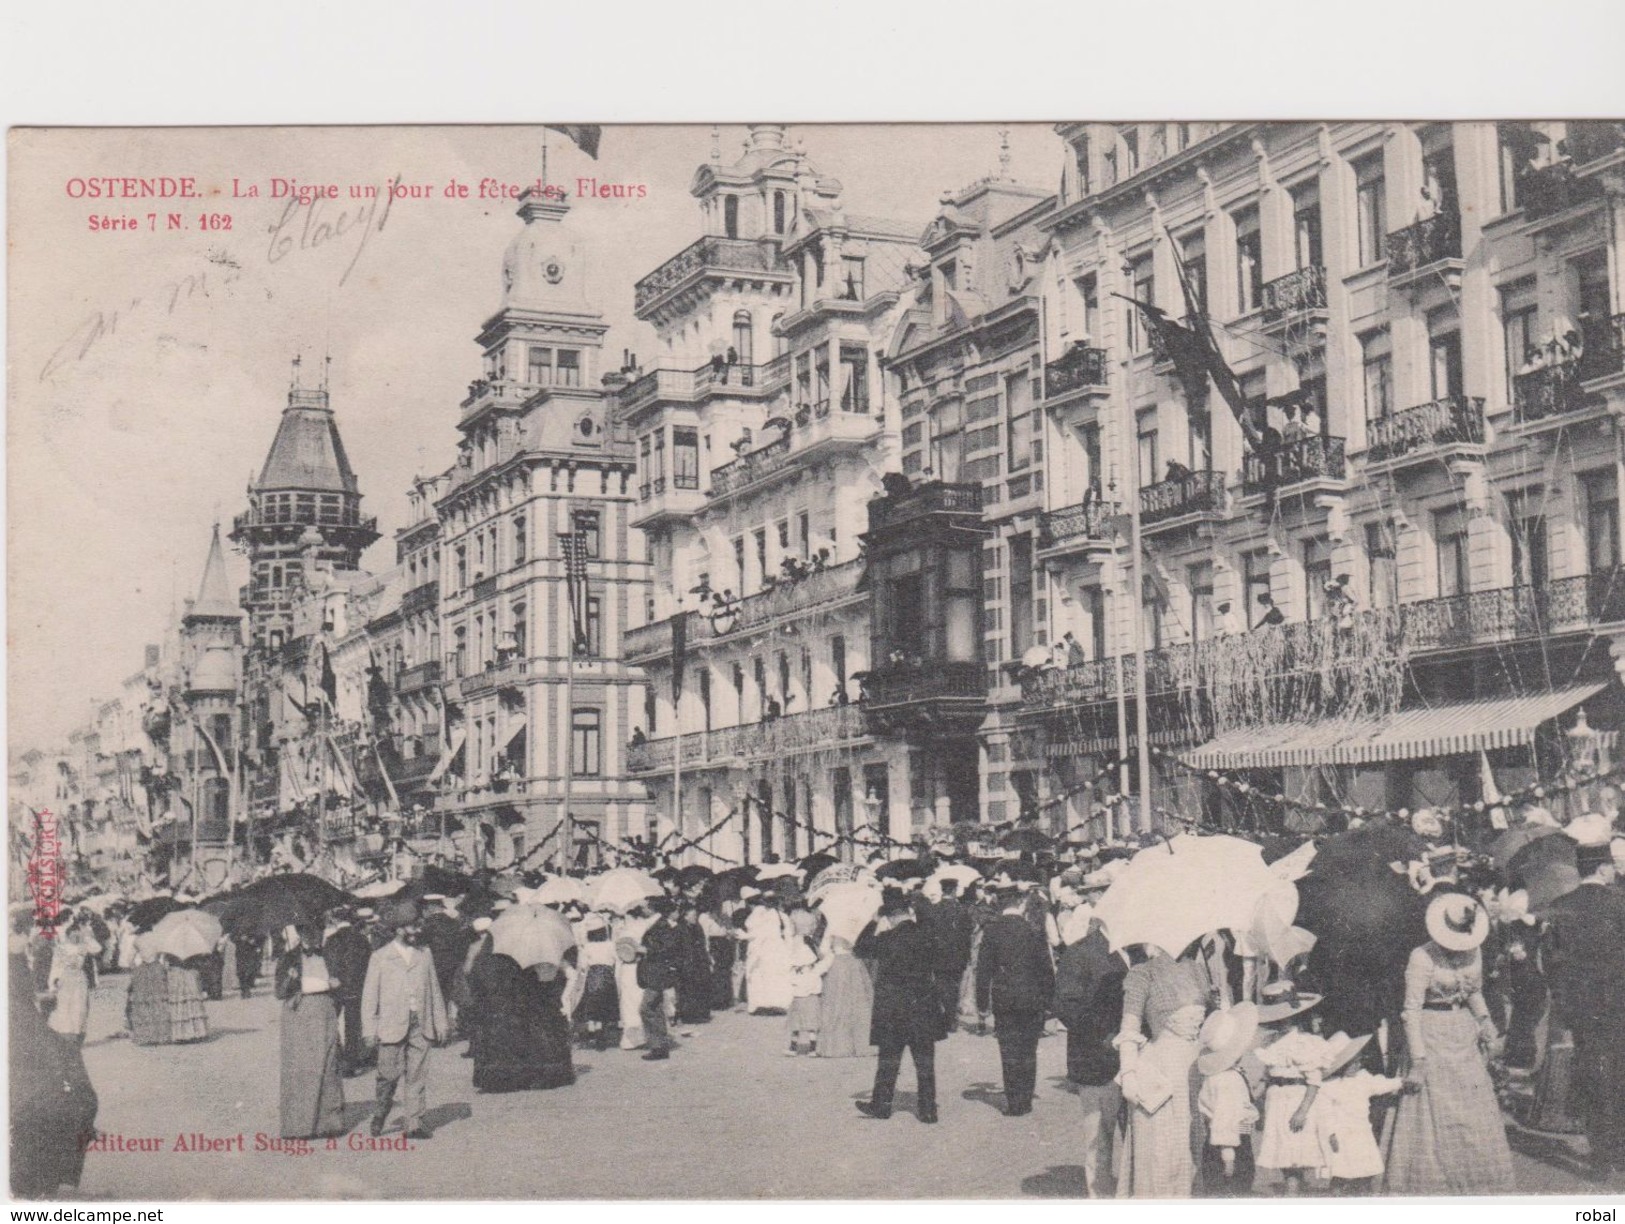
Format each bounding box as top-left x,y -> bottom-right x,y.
13,792 -> 1625,1199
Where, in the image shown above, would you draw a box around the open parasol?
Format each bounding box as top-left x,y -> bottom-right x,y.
585,868 -> 665,915
797,852 -> 839,880
126,895 -> 186,933
813,880 -> 883,946
1510,834 -> 1580,913
755,863 -> 803,882
1490,822 -> 1565,872
673,865 -> 714,891
1092,833 -> 1281,955
999,826 -> 1055,854
530,876 -> 586,907
930,862 -> 983,890
488,903 -> 577,970
808,862 -> 869,901
354,879 -> 406,899
143,909 -> 224,961
873,857 -> 933,882
213,873 -> 354,936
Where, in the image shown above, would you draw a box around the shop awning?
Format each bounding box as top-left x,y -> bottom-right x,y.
427,729 -> 467,783
1329,683 -> 1606,765
1044,728 -> 1188,758
1181,683 -> 1606,771
503,718 -> 527,750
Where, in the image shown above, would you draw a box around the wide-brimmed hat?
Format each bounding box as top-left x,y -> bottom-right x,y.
1197,1002 -> 1259,1075
1425,892 -> 1489,952
1567,812 -> 1616,869
1322,1032 -> 1374,1079
1258,981 -> 1323,1024
614,936 -> 641,964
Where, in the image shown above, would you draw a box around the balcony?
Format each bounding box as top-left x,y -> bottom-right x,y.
1044,346 -> 1109,402
718,557 -> 867,638
231,505 -> 378,537
400,581 -> 438,618
1364,395 -> 1487,468
1520,160 -> 1606,225
1140,469 -> 1226,529
622,613 -> 687,664
626,704 -> 870,775
1399,570 -> 1625,652
788,401 -> 880,459
1037,498 -> 1118,564
1512,363 -> 1604,427
634,235 -> 795,315
867,481 -> 984,534
710,434 -> 793,498
863,660 -> 988,739
632,473 -> 706,528
396,659 -> 442,697
469,574 -> 498,603
456,656 -> 528,700
619,356 -> 792,414
1260,266 -> 1328,331
1386,213 -> 1463,289
392,751 -> 442,789
1241,435 -> 1347,497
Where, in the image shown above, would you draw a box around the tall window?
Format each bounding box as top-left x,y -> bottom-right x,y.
527,346 -> 551,385
841,256 -> 865,301
753,657 -> 767,719
1244,550 -> 1273,628
798,511 -> 811,557
1435,508 -> 1470,598
723,195 -> 739,238
583,594 -> 603,657
455,546 -> 468,589
1087,586 -> 1106,659
1188,407 -> 1212,469
773,191 -> 787,234
1366,521 -> 1399,609
1009,533 -> 1034,660
830,634 -> 847,694
839,345 -> 869,413
650,429 -> 666,483
673,427 -> 700,489
1354,152 -> 1386,266
1361,330 -> 1393,421
1188,562 -> 1214,642
732,537 -> 746,588
795,353 -> 812,405
754,528 -> 768,586
1137,408 -> 1159,487
815,348 -> 831,407
699,668 -> 712,730
1007,371 -> 1036,472
511,601 -> 527,657
1508,490 -> 1550,590
1495,276 -> 1534,396
571,708 -> 601,777
513,515 -> 527,565
1585,471 -> 1621,573
1178,229 -> 1207,313
1127,255 -> 1154,352
1292,185 -> 1323,269
1234,206 -> 1263,314
1080,274 -> 1100,340
573,509 -> 601,558
1428,309 -> 1464,401
731,311 -> 753,365
1141,575 -> 1165,650
1081,423 -> 1103,494
1304,537 -> 1332,621
555,349 -> 581,388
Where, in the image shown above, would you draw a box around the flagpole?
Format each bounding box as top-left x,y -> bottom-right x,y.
560,637 -> 573,872
1122,295 -> 1153,835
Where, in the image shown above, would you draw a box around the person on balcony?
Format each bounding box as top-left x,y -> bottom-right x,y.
1257,593 -> 1285,628
1164,458 -> 1193,484
1280,406 -> 1308,446
1062,632 -> 1088,668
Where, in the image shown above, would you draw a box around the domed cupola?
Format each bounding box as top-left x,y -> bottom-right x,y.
500,189 -> 589,313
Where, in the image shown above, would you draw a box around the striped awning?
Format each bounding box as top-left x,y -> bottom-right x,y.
1045,728 -> 1187,758
1181,683 -> 1606,771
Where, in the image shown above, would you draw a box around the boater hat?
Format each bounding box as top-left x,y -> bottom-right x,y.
1258,981 -> 1323,1024
1425,892 -> 1489,952
1196,1002 -> 1259,1075
1321,1032 -> 1374,1079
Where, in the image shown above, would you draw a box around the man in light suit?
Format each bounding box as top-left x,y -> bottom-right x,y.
361,901 -> 448,1139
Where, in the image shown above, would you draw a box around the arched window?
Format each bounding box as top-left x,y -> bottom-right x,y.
732,310 -> 754,366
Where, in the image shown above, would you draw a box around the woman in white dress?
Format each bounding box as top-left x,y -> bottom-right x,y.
742,898 -> 795,1015
614,909 -> 654,1049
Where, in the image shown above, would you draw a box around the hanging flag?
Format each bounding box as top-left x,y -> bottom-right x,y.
560,531 -> 591,656
320,643 -> 339,710
671,610 -> 687,701
544,125 -> 602,160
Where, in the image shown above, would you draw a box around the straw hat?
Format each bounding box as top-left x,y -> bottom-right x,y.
1196,1002 -> 1259,1075
614,936 -> 641,964
1321,1032 -> 1374,1079
1258,981 -> 1323,1024
1567,812 -> 1616,870
1425,892 -> 1489,952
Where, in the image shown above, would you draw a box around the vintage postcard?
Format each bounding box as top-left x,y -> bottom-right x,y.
10,119 -> 1625,1201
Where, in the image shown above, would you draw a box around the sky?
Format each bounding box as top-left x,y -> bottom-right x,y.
7,122 -> 1068,748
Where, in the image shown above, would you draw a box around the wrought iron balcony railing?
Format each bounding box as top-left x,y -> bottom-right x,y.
864,660 -> 987,706
1044,346 -> 1109,399
634,236 -> 793,313
1038,499 -> 1117,549
1241,435 -> 1346,495
867,481 -> 984,533
710,434 -> 793,497
1386,213 -> 1461,276
1399,570 -> 1625,651
1260,265 -> 1328,321
1513,363 -> 1595,424
1365,395 -> 1486,462
396,659 -> 442,696
400,581 -> 438,618
469,574 -> 498,603
1520,160 -> 1606,222
1140,469 -> 1226,524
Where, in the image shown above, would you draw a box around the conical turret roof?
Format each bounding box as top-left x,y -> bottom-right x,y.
186,524 -> 240,623
255,386 -> 360,494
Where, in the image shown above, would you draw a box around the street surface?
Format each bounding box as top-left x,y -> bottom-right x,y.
66,973 -> 1613,1199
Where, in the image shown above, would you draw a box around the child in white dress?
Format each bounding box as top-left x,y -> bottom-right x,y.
1315,1033 -> 1403,1195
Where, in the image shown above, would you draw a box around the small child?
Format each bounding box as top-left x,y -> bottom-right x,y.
574,914 -> 619,1051
1315,1033 -> 1403,1195
1196,1002 -> 1261,1196
1254,982 -> 1332,1196
785,932 -> 833,1056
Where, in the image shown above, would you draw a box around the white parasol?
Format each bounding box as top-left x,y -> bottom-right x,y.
1092,833 -> 1282,956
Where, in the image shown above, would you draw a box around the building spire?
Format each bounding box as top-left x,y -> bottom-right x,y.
187,523 -> 240,623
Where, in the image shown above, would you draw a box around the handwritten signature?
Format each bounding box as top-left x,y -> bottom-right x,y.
267,173 -> 400,287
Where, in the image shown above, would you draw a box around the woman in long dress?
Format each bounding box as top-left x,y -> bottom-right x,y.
700,909 -> 735,1011
166,953 -> 210,1043
1113,951 -> 1211,1198
1383,896 -> 1515,1195
614,910 -> 654,1049
815,935 -> 875,1057
47,915 -> 101,1046
274,927 -> 345,1139
742,900 -> 795,1015
673,905 -> 713,1026
126,956 -> 173,1045
10,953 -> 98,1198
470,953 -> 576,1092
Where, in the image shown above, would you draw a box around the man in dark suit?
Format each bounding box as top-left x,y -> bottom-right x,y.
323,908 -> 374,1076
1544,816 -> 1625,1177
854,888 -> 944,1123
924,879 -> 975,1035
638,897 -> 682,1061
975,886 -> 1056,1116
